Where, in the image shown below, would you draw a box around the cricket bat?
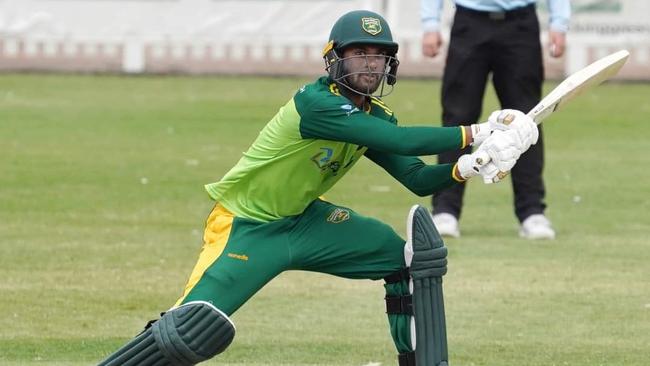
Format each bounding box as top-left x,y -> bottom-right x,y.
478,50 -> 630,182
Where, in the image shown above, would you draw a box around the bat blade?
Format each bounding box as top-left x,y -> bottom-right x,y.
527,50 -> 629,124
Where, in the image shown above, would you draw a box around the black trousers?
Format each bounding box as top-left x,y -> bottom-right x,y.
433,4 -> 546,223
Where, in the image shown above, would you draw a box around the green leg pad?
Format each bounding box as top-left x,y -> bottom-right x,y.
408,205 -> 449,366
98,301 -> 235,366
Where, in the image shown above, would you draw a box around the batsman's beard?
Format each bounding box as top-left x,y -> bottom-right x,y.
345,72 -> 383,95
328,54 -> 396,98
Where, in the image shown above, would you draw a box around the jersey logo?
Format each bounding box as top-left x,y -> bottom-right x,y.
340,104 -> 360,116
311,147 -> 333,168
327,208 -> 350,223
361,17 -> 382,36
311,147 -> 342,175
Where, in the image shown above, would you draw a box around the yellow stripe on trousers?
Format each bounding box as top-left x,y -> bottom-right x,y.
174,203 -> 233,307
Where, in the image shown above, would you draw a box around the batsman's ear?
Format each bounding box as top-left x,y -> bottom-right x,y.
387,57 -> 399,85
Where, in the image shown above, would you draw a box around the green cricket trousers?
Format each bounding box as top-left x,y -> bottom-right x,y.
175,198 -> 412,353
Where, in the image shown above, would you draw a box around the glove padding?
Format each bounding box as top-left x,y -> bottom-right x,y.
469,109 -> 537,147
477,162 -> 504,183
487,109 -> 539,151
476,129 -> 522,173
469,122 -> 492,146
456,153 -> 479,180
457,129 -> 520,181
458,152 -> 504,184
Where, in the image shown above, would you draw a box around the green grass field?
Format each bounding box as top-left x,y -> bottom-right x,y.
1,74 -> 649,366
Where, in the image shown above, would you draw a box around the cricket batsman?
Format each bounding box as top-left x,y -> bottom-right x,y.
97,9 -> 538,366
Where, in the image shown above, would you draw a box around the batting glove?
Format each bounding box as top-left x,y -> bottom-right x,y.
469,122 -> 493,146
457,129 -> 519,181
456,153 -> 479,180
488,109 -> 539,152
458,153 -> 504,184
477,129 -> 522,173
469,108 -> 516,146
477,162 -> 504,183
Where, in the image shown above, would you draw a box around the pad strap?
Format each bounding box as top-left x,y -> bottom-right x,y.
398,351 -> 416,366
385,295 -> 413,315
384,267 -> 410,284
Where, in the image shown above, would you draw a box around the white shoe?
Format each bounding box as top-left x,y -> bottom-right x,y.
431,213 -> 460,238
519,214 -> 556,240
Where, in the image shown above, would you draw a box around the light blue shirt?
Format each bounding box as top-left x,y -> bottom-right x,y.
421,0 -> 571,33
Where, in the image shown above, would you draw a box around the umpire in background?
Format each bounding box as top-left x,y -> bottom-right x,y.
421,0 -> 570,239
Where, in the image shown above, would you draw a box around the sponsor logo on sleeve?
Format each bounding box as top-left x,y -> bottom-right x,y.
340,104 -> 360,116
327,208 -> 350,223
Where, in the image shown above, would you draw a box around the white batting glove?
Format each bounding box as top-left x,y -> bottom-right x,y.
456,153 -> 479,180
469,122 -> 492,146
469,109 -> 513,146
488,109 -> 539,151
477,162 -> 504,184
457,150 -> 508,183
476,129 -> 522,173
458,153 -> 504,184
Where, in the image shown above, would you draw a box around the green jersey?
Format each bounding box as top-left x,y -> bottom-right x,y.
206,77 -> 464,222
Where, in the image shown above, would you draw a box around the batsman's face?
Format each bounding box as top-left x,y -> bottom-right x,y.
341,45 -> 388,94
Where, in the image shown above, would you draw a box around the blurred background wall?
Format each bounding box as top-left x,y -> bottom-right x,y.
0,0 -> 648,79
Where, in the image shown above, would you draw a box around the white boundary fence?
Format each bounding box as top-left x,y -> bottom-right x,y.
0,0 -> 648,79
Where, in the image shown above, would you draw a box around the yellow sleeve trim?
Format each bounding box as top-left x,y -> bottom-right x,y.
451,163 -> 467,183
460,126 -> 468,149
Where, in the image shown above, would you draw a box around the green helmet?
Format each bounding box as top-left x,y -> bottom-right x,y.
323,10 -> 400,97
325,10 -> 398,56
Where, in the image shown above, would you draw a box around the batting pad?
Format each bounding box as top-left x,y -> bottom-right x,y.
406,205 -> 449,366
98,301 -> 235,366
